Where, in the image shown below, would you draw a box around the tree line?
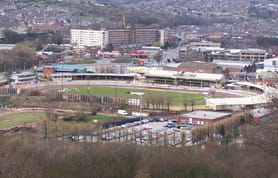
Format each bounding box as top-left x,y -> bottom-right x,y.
0,126 -> 277,178
0,42 -> 37,73
257,36 -> 278,48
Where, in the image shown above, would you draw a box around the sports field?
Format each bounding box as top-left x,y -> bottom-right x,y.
0,112 -> 46,128
64,86 -> 205,105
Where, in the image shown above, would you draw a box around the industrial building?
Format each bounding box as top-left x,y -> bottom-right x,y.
187,47 -> 268,62
37,65 -> 87,75
10,72 -> 36,84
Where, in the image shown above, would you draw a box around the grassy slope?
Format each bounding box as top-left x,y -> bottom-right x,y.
0,112 -> 45,128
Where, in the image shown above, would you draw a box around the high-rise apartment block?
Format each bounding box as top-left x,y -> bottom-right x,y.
70,29 -> 107,49
70,27 -> 164,49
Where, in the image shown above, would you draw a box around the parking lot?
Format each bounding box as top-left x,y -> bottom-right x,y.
67,118 -> 193,147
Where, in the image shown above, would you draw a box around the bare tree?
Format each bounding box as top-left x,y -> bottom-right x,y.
243,97 -> 278,156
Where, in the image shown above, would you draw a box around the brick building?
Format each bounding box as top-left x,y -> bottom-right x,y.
177,111 -> 232,125
164,61 -> 223,74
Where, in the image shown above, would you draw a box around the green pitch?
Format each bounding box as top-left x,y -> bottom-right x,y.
63,86 -> 205,105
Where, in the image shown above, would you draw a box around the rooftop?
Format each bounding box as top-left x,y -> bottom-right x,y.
178,61 -> 218,70
179,111 -> 232,120
37,65 -> 87,73
189,42 -> 221,46
144,69 -> 224,81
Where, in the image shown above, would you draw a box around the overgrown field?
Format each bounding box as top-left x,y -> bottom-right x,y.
0,112 -> 45,128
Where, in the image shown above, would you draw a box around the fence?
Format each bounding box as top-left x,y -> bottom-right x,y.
43,92 -> 116,105
0,87 -> 17,95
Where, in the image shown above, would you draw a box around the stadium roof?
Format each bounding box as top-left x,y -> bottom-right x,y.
144,69 -> 224,81
37,65 -> 87,73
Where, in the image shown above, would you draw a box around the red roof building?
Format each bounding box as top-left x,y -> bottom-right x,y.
177,111 -> 232,126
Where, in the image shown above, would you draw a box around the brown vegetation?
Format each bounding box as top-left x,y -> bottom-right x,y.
0,134 -> 277,178
191,112 -> 251,144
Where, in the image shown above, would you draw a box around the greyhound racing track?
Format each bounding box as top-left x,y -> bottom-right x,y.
34,81 -> 244,98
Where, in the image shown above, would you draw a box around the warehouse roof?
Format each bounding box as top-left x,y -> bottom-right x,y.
37,65 -> 87,73
178,61 -> 218,70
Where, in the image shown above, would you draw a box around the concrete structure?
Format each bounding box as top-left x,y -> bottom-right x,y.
141,69 -> 224,87
179,47 -> 187,59
10,72 -> 36,84
107,27 -> 164,46
71,27 -> 164,48
206,82 -> 276,110
210,49 -> 268,61
70,29 -> 107,49
185,47 -> 268,62
184,33 -> 205,41
177,110 -> 232,125
240,49 -> 267,61
188,41 -> 221,48
0,44 -> 16,50
262,58 -> 278,72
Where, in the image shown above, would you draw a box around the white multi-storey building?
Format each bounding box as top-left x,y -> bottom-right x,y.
71,27 -> 164,49
70,29 -> 108,49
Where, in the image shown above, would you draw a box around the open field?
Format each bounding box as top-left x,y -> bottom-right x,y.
85,115 -> 108,121
0,112 -> 46,128
64,59 -> 97,64
64,86 -> 205,105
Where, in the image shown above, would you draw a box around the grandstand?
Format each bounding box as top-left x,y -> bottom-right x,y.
206,82 -> 276,110
48,69 -> 224,88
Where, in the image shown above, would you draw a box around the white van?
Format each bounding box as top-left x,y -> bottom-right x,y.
117,109 -> 128,115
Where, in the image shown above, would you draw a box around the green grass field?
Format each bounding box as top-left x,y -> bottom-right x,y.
85,115 -> 108,121
64,86 -> 205,105
0,112 -> 46,129
64,59 -> 96,65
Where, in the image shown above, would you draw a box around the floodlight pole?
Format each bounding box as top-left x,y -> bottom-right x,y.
139,94 -> 142,123
34,66 -> 37,90
128,91 -> 144,142
62,66 -> 64,92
